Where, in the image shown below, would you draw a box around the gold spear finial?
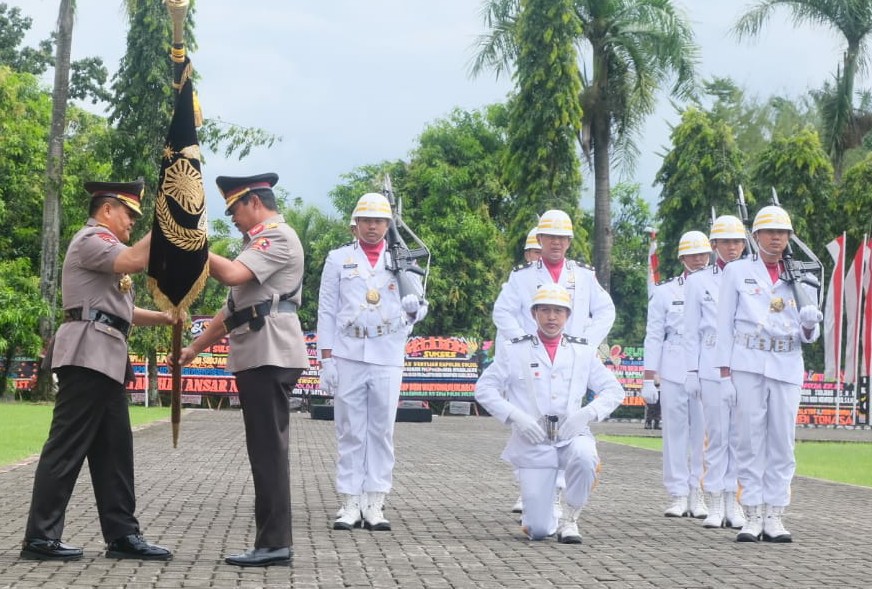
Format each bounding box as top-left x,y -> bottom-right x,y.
164,0 -> 189,46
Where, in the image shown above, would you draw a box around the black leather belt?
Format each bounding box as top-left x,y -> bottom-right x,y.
224,297 -> 298,333
64,307 -> 131,338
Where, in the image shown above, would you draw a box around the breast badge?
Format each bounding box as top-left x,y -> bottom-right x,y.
366,288 -> 381,304
769,296 -> 785,313
118,274 -> 133,293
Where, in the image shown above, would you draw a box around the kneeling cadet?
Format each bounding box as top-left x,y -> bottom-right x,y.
475,284 -> 624,544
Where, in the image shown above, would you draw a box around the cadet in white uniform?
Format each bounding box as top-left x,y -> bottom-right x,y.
715,206 -> 821,543
683,216 -> 748,530
493,210 -> 615,350
642,231 -> 711,519
476,284 -> 624,544
318,192 -> 427,532
523,226 -> 542,263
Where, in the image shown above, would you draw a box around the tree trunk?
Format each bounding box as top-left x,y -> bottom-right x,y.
592,109 -> 612,292
35,0 -> 74,402
148,349 -> 162,406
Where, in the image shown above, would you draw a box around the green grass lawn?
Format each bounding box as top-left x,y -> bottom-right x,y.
0,403 -> 171,467
600,435 -> 872,488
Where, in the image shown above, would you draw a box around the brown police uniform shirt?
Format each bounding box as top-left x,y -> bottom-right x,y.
51,219 -> 134,384
221,214 -> 309,372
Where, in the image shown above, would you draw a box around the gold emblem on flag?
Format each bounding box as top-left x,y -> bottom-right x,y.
769,297 -> 785,312
118,274 -> 133,293
366,288 -> 381,304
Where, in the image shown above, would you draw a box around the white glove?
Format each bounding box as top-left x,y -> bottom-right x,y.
559,406 -> 596,440
402,294 -> 421,315
640,380 -> 659,405
319,357 -> 338,394
799,305 -> 823,329
509,409 -> 546,444
720,376 -> 738,408
685,372 -> 701,400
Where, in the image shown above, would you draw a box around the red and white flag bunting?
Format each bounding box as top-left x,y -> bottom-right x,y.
823,234 -> 845,381
647,229 -> 660,298
844,236 -> 870,384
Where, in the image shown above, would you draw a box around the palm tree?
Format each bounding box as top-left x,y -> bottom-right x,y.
734,0 -> 872,180
35,0 -> 75,401
472,0 -> 697,290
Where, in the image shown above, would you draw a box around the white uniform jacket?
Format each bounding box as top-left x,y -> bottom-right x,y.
644,275 -> 688,383
317,240 -> 427,367
683,265 -> 723,381
475,334 -> 625,468
492,260 -> 615,348
715,257 -> 820,386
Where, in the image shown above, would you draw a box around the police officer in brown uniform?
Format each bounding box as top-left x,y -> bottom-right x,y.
177,173 -> 308,567
21,180 -> 175,562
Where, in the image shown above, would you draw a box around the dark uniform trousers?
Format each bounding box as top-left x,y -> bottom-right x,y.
235,365 -> 304,549
25,366 -> 139,542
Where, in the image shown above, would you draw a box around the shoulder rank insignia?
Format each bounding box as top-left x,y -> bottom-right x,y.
572,259 -> 595,271
509,334 -> 535,344
248,223 -> 265,237
563,335 -> 588,345
655,276 -> 677,286
265,223 -> 279,230
513,262 -> 533,272
339,240 -> 356,248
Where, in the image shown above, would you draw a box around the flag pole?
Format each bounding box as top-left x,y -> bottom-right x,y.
167,0 -> 189,448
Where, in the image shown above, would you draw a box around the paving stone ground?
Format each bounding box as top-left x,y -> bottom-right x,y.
1,409 -> 870,588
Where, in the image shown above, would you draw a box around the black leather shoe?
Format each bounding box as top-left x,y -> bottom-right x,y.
106,534 -> 172,561
224,546 -> 292,567
20,538 -> 83,561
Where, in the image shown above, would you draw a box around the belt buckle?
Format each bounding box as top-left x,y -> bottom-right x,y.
773,339 -> 790,353
353,326 -> 363,338
754,337 -> 767,351
376,325 -> 385,336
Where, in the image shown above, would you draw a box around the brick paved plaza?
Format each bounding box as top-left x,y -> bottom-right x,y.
1,410 -> 870,588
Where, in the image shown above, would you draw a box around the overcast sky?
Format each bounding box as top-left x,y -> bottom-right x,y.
15,0 -> 852,228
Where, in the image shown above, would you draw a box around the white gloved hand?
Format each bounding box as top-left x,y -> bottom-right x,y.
509,409 -> 547,444
799,305 -> 823,329
640,380 -> 659,405
319,357 -> 338,394
402,294 -> 421,315
720,376 -> 738,408
559,406 -> 597,440
685,372 -> 701,400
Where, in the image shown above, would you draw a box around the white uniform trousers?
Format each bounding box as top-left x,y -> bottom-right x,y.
660,378 -> 705,496
700,377 -> 740,493
518,435 -> 598,540
333,357 -> 403,495
731,370 -> 800,507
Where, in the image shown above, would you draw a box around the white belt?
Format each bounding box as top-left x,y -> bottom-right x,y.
736,332 -> 796,353
343,317 -> 404,338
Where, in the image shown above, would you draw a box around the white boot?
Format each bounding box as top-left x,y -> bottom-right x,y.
664,495 -> 688,517
724,492 -> 745,529
556,504 -> 583,544
333,494 -> 362,530
688,487 -> 708,519
511,495 -> 524,513
736,504 -> 763,542
702,492 -> 724,528
762,504 -> 792,543
362,492 -> 391,531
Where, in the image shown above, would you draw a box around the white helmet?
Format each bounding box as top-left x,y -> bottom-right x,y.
677,230 -> 711,258
537,209 -> 573,237
352,192 -> 392,220
530,283 -> 572,312
709,215 -> 745,241
524,227 -> 541,250
349,218 -> 357,227
752,205 -> 792,233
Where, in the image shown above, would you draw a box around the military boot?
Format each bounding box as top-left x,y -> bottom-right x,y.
724,492 -> 746,529
362,492 -> 391,531
736,504 -> 763,542
333,494 -> 362,530
762,505 -> 792,543
702,492 -> 725,528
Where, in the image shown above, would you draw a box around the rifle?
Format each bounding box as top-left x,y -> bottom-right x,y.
735,185 -> 758,256
769,187 -> 824,308
381,174 -> 430,300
